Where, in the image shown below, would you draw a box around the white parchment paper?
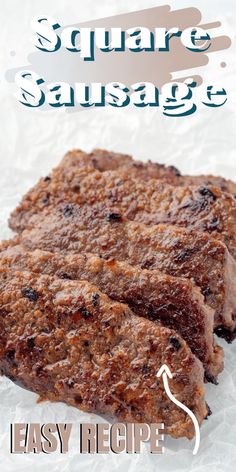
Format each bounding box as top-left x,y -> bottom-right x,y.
0,1 -> 236,471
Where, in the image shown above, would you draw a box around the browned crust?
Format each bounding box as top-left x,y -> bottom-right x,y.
61,149 -> 182,181
0,267 -> 207,439
0,244 -> 223,380
61,149 -> 236,195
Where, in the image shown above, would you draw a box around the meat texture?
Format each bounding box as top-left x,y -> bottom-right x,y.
0,244 -> 223,381
61,149 -> 182,182
8,164 -> 236,259
61,149 -> 236,195
0,268 -> 207,439
11,204 -> 236,340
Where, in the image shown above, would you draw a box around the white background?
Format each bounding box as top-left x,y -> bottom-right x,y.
0,1 -> 236,471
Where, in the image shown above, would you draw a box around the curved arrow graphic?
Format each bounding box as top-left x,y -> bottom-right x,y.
157,364 -> 200,455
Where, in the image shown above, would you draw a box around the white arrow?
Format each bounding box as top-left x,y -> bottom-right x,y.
157,364 -> 200,455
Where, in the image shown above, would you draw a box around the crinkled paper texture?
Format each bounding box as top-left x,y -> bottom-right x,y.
0,0 -> 236,471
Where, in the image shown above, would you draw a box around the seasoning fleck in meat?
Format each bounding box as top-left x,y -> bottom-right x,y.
198,187 -> 217,201
22,287 -> 38,302
0,268 -> 207,439
0,244 -> 223,380
106,212 -> 122,222
27,337 -> 35,350
63,204 -> 74,217
169,336 -> 182,351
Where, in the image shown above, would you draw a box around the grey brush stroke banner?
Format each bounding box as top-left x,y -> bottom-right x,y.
6,5 -> 231,110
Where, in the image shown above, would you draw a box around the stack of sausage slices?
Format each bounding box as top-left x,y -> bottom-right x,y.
0,149 -> 236,440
